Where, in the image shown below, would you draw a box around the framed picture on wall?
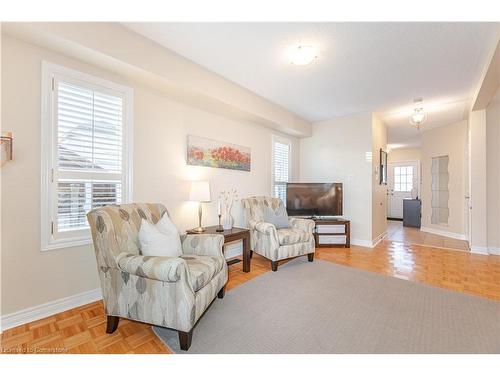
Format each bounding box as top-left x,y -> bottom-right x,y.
187,135 -> 251,172
380,149 -> 388,185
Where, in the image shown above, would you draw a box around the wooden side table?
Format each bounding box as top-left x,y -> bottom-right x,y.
186,226 -> 251,272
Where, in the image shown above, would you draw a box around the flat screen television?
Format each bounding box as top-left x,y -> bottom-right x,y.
286,183 -> 343,217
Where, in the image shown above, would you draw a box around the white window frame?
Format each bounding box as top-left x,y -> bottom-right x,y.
41,61 -> 133,251
393,165 -> 414,192
271,134 -> 292,203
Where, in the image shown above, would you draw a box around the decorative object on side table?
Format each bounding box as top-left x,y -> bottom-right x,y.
189,180 -> 211,232
186,225 -> 251,272
216,201 -> 224,232
186,135 -> 251,171
219,188 -> 238,230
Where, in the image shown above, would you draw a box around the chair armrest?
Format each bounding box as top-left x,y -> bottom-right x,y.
117,253 -> 187,282
249,219 -> 278,239
181,234 -> 224,258
289,217 -> 315,233
249,219 -> 275,234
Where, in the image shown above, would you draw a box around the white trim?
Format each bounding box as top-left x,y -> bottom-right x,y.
470,246 -> 489,255
371,231 -> 388,248
470,247 -> 500,256
351,238 -> 373,248
350,231 -> 387,249
1,288 -> 102,333
488,247 -> 500,255
41,238 -> 93,252
420,226 -> 467,241
40,61 -> 134,251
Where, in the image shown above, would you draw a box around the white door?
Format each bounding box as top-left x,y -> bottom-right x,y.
387,161 -> 419,219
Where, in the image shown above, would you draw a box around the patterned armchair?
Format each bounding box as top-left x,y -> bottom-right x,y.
241,196 -> 315,271
87,203 -> 227,351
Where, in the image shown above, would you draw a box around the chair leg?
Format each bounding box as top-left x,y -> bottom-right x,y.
106,315 -> 119,334
250,250 -> 254,258
217,286 -> 226,299
178,328 -> 193,351
308,253 -> 314,262
271,260 -> 278,272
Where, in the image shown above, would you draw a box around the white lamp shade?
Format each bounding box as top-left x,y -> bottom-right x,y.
189,180 -> 211,202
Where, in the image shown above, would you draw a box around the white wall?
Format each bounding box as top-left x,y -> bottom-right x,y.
388,148 -> 421,163
469,37 -> 499,255
300,113 -> 373,245
486,88 -> 500,253
0,35 -> 300,315
3,22 -> 312,138
0,23 -> 4,328
371,114 -> 387,242
469,110 -> 488,251
420,120 -> 467,238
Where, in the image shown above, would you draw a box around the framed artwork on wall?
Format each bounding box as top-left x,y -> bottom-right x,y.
380,148 -> 388,185
187,135 -> 251,172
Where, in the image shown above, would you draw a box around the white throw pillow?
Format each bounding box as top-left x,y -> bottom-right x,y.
138,214 -> 182,257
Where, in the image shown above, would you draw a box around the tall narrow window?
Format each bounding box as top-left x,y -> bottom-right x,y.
41,62 -> 133,250
431,155 -> 449,225
272,136 -> 291,204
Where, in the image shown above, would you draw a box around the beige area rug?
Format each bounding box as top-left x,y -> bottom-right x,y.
153,258 -> 500,353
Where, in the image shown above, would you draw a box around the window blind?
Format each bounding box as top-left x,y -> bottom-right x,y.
56,80 -> 124,232
273,141 -> 290,204
57,81 -> 123,173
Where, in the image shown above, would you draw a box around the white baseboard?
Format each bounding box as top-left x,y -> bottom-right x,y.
488,247 -> 500,255
371,231 -> 388,248
470,245 -> 500,255
1,288 -> 102,333
420,226 -> 467,241
351,238 -> 373,248
470,246 -> 489,255
351,231 -> 387,249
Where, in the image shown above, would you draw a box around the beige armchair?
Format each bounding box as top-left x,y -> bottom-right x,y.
241,196 -> 315,271
87,203 -> 227,351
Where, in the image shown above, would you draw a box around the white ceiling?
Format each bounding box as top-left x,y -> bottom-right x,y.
124,22 -> 499,147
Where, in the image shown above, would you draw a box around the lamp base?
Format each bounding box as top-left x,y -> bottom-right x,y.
192,227 -> 205,233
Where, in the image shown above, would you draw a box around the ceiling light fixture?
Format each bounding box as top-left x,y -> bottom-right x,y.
288,45 -> 318,66
409,98 -> 427,129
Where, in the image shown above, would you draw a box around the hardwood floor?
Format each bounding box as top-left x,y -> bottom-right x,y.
2,237 -> 499,354
386,220 -> 470,251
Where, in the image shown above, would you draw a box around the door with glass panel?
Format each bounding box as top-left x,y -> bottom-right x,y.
387,161 -> 419,219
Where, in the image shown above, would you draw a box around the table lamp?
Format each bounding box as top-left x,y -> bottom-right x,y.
189,180 -> 211,232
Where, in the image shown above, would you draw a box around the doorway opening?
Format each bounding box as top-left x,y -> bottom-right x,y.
387,160 -> 420,220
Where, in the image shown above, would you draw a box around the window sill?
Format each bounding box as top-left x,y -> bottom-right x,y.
41,238 -> 93,252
